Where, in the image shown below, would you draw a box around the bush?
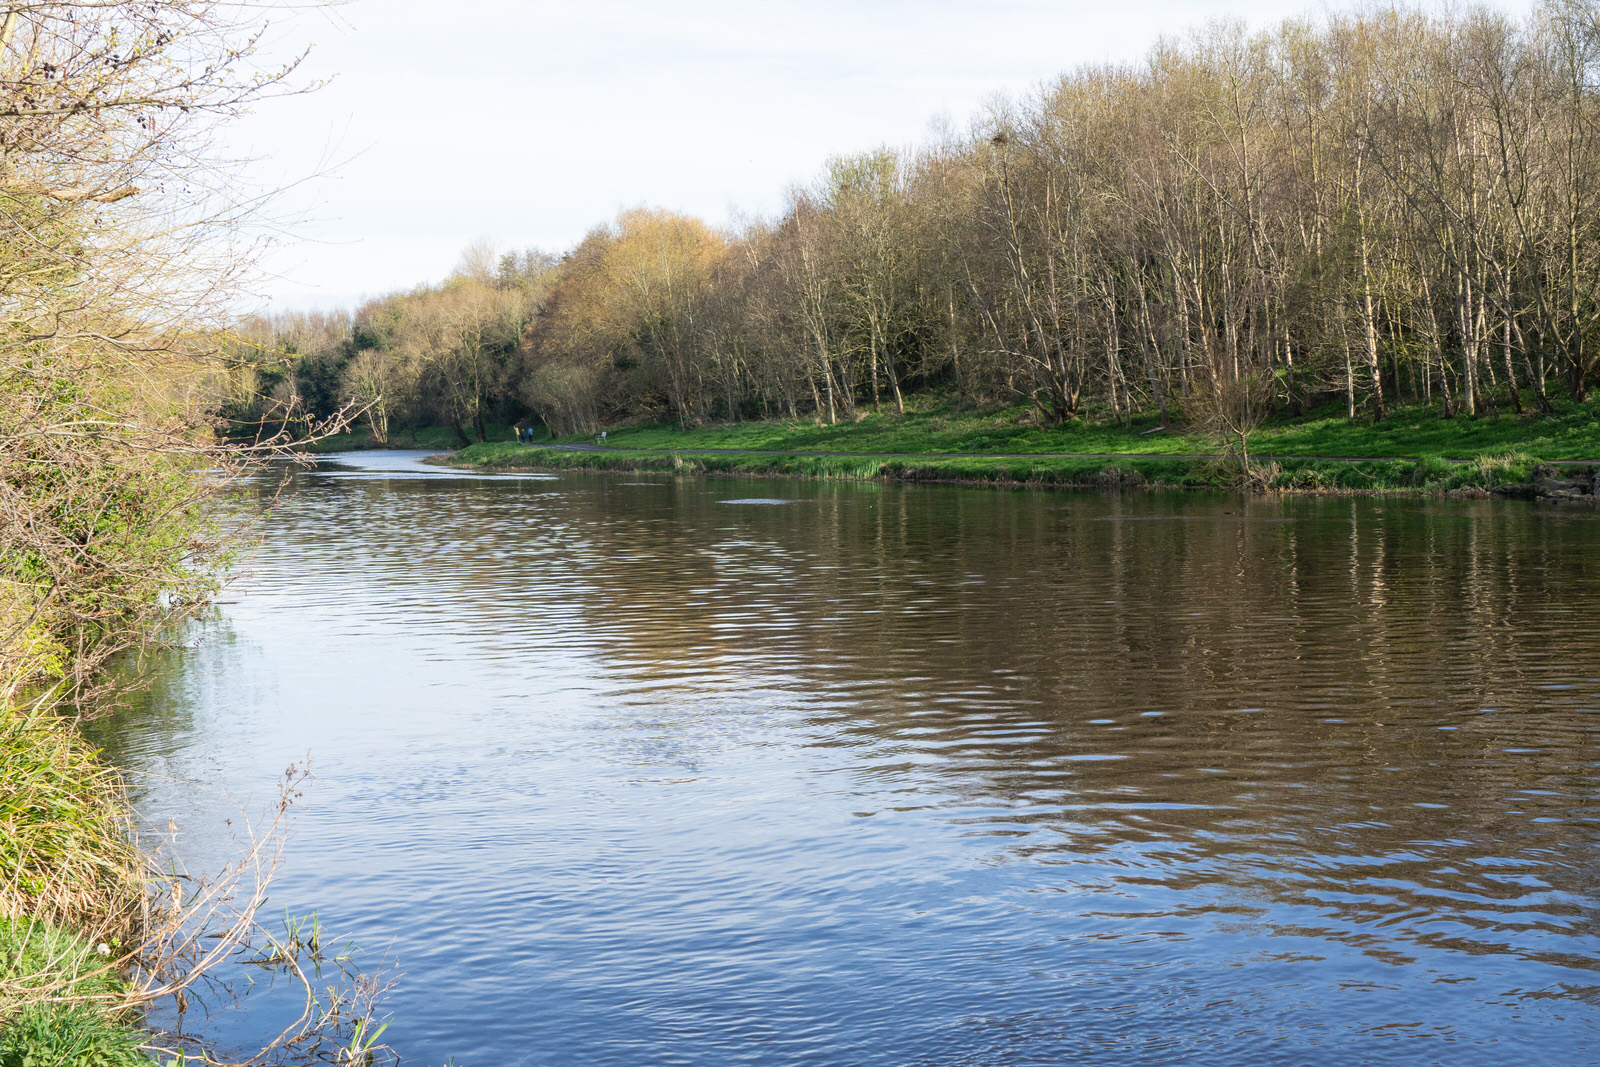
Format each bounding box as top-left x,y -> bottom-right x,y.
1412,453 -> 1454,486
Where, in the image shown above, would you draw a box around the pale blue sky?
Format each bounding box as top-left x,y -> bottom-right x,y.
241,0 -> 1534,311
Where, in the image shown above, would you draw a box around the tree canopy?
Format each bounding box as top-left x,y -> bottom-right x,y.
238,3 -> 1600,446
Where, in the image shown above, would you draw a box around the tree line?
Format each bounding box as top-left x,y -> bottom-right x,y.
235,1 -> 1600,443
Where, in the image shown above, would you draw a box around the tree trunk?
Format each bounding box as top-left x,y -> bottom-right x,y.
1343,328 -> 1356,421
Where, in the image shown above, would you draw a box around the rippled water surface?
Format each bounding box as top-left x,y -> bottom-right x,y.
91,450 -> 1600,1065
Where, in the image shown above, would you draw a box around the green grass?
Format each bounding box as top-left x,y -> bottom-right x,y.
447,438 -> 1583,497
1251,402 -> 1600,459
441,389 -> 1600,496
0,803 -> 154,1067
449,442 -> 1181,483
446,443 -> 1333,492
552,395 -> 1197,456
0,703 -> 161,1066
530,391 -> 1600,461
0,918 -> 153,1067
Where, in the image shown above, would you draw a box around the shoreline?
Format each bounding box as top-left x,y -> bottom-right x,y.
429,445 -> 1600,502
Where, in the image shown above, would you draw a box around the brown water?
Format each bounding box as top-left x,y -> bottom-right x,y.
91,451 -> 1600,1065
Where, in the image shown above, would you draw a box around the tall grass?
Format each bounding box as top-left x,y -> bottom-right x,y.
0,695 -> 142,938
0,697 -> 397,1066
0,690 -> 154,1065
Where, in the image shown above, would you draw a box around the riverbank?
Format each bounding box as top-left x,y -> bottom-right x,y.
441,443 -> 1599,498
531,393 -> 1600,461
337,392 -> 1600,463
436,393 -> 1600,499
0,696 -> 156,1066
422,391 -> 1599,495
2,690 -> 394,1065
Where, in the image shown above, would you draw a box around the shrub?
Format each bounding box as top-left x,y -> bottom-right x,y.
1412,453 -> 1454,486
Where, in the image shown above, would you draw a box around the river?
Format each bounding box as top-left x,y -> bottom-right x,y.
88,450 -> 1600,1066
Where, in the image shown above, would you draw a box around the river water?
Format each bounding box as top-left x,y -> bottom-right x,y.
89,450 -> 1600,1066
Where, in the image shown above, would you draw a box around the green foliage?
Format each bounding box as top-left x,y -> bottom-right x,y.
0,1003 -> 151,1067
1445,451 -> 1537,490
446,391 -> 1597,498
1412,453 -> 1454,486
0,919 -> 152,1067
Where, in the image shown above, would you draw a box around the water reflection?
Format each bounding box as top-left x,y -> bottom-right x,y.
92,453 -> 1600,1066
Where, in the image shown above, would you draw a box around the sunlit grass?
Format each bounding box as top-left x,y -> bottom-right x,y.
449,439 -> 1579,496
0,917 -> 153,1067
0,701 -> 142,934
0,699 -> 157,1066
447,388 -> 1599,494
527,391 -> 1600,462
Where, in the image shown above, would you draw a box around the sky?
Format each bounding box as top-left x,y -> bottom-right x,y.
238,0 -> 1534,312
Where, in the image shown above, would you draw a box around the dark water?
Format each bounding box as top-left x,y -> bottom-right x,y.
91,451 -> 1600,1066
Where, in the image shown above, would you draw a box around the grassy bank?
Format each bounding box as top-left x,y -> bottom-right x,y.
0,916 -> 153,1067
0,699 -> 159,1067
446,440 -> 1600,498
441,392 -> 1600,498
516,392 -> 1600,462
1,691 -> 396,1066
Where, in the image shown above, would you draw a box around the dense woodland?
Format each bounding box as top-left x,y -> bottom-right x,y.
235,2 -> 1600,445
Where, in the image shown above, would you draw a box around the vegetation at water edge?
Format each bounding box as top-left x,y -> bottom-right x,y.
0,3 -> 389,1063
